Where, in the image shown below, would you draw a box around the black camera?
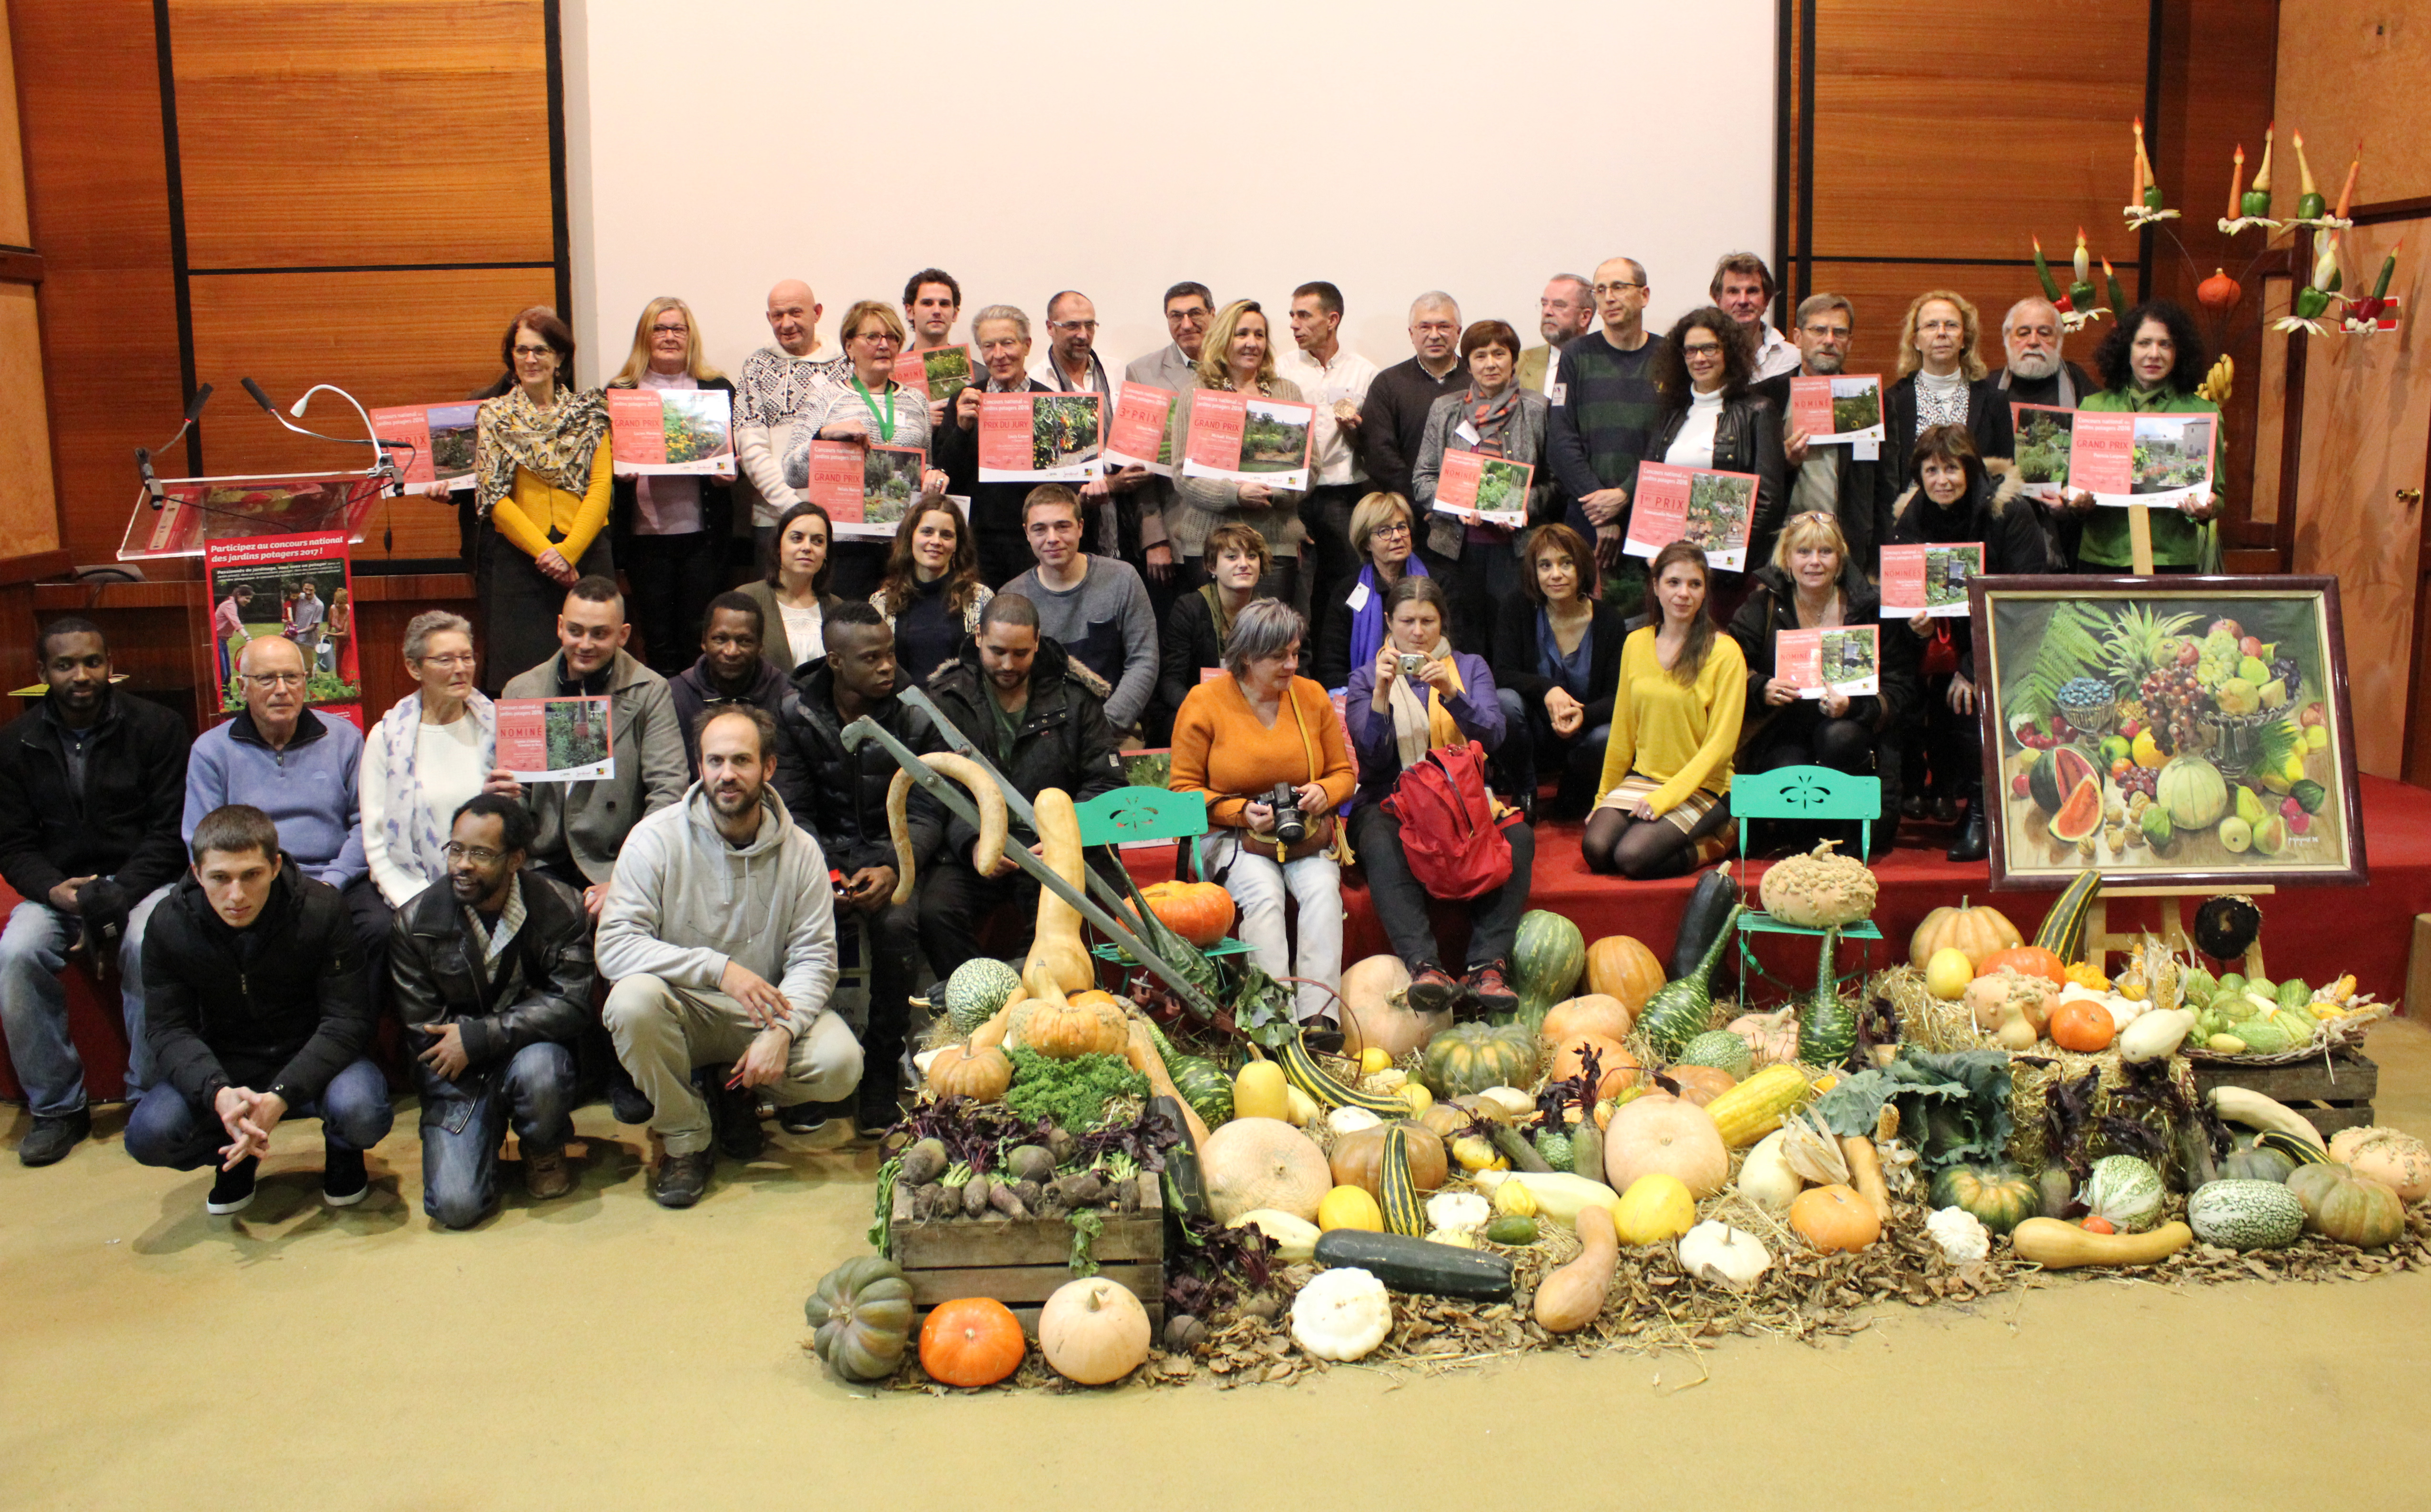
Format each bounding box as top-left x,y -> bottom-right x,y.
1268,782 -> 1307,845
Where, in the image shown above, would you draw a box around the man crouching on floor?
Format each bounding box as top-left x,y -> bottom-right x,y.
595,705 -> 859,1208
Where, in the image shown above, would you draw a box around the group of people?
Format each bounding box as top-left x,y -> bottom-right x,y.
0,250 -> 2228,1219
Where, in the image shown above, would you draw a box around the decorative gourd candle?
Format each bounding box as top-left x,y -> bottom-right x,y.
2226,143 -> 2246,221
2291,129 -> 2324,220
2067,228 -> 2096,313
2243,123 -> 2275,217
2332,145 -> 2360,223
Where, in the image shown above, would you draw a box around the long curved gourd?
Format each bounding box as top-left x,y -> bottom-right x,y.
1023,788 -> 1095,1001
887,754 -> 1010,905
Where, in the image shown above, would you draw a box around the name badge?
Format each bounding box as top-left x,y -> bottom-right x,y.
1453,421 -> 1481,447
1347,582 -> 1371,612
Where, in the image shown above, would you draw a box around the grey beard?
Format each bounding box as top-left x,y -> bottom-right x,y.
2007,348 -> 2061,380
1805,354 -> 1845,375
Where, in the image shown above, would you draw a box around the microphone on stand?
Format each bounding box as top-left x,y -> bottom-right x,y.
134,383 -> 214,509
244,378 -> 407,494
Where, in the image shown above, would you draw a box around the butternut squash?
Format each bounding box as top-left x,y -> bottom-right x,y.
1840,1135 -> 1891,1224
887,754 -> 1009,905
1026,788 -> 1096,996
2010,1217 -> 2193,1270
1532,1202 -> 1618,1333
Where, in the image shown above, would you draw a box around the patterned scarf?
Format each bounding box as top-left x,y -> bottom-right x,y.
374,691 -> 497,886
1466,382 -> 1522,458
475,385 -> 610,518
1198,582 -> 1237,654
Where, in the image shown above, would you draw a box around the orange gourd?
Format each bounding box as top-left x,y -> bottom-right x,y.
2048,1000 -> 2117,1053
1909,898 -> 2024,969
1979,945 -> 2065,987
1134,880 -> 1236,947
1540,994 -> 1634,1051
1550,1033 -> 1643,1100
918,1297 -> 1027,1387
1584,935 -> 1666,1012
1022,996 -> 1131,1059
925,1044 -> 1012,1103
1660,1065 -> 1737,1106
1328,1121 -> 1449,1197
1790,1183 -> 1881,1253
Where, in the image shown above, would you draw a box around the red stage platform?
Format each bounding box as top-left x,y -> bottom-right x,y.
5,778 -> 2427,1106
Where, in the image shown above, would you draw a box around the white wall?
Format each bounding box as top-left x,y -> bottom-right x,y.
565,0 -> 1775,387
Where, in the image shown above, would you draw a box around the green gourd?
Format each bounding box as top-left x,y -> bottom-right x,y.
1310,1230 -> 1515,1299
1639,904 -> 1747,1060
1796,927 -> 1859,1065
1512,910 -> 1587,1026
1668,870 -> 1743,980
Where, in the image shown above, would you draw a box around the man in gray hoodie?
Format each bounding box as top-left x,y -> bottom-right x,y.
596,705 -> 859,1208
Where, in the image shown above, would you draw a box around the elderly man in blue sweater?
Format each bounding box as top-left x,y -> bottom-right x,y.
124,637 -> 391,1069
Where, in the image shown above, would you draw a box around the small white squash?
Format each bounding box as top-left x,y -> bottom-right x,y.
1289,1267 -> 1393,1361
1926,1206 -> 1991,1263
1736,1128 -> 1803,1211
1677,1220 -> 1771,1288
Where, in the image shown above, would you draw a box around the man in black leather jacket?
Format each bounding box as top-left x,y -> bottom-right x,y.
390,793 -> 593,1228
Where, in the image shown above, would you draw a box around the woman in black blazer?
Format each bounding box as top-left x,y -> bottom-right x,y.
1647,307 -> 1788,590
605,296 -> 736,675
1491,523 -> 1625,819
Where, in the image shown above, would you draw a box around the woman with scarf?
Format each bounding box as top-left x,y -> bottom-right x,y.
1344,575 -> 1533,1019
1313,491 -> 1428,690
1159,523 -> 1273,727
361,611 -> 508,909
1164,299 -> 1307,600
870,498 -> 993,688
473,309 -> 613,690
779,300 -> 950,600
1583,540 -> 1747,879
1889,424 -> 2049,862
1411,319 -> 1553,653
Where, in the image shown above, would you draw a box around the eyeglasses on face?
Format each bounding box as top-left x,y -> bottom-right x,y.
1049,320 -> 1099,334
242,672 -> 306,687
442,843 -> 505,865
511,345 -> 556,359
1370,521 -> 1412,539
418,652 -> 477,669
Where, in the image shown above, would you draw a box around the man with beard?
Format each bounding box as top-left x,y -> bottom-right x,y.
668,593 -> 790,778
1992,296 -> 2095,409
391,794 -> 592,1228
937,304 -> 1054,587
598,706 -> 856,1208
901,267 -> 962,429
1517,273 -> 1595,397
1755,294 -> 1890,575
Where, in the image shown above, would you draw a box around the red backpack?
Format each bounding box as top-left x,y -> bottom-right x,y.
1381,741 -> 1518,900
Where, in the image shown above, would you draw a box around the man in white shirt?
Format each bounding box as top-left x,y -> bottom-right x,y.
1030,289 -> 1159,586
734,279 -> 849,555
1519,273 -> 1594,396
1712,253 -> 1801,381
902,267 -> 962,429
1281,279 -> 1380,639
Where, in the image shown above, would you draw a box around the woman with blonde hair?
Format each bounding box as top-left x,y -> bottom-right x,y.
870,497 -> 992,687
781,299 -> 952,599
473,307 -> 612,689
1875,289 -> 2013,512
1164,299 -> 1307,600
1312,490 -> 1428,690
1724,511 -> 1917,856
606,296 -> 736,674
1583,540 -> 1745,879
1160,522 -> 1273,724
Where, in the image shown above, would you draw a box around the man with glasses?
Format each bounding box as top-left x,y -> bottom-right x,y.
735,279 -> 850,552
1755,293 -> 1890,576
0,618 -> 190,1166
1030,290 -> 1155,573
1547,256 -> 1665,607
1359,292 -> 1468,505
391,794 -> 592,1227
1518,273 -> 1596,397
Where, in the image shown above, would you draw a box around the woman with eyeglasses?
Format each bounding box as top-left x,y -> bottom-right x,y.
1649,306 -> 1786,597
1411,319 -> 1554,654
1725,511 -> 1917,858
361,612 -> 517,909
1313,490 -> 1430,691
605,296 -> 735,675
473,308 -> 613,691
780,300 -> 952,600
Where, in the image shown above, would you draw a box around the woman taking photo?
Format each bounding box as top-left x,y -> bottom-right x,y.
1650,307 -> 1787,587
606,296 -> 735,674
1492,523 -> 1624,820
1313,491 -> 1428,690
362,612 -> 511,909
1160,523 -> 1272,725
741,501 -> 844,674
1412,319 -> 1553,650
1726,512 -> 1917,857
472,309 -> 612,689
1169,600 -> 1355,1026
1583,541 -> 1746,879
1890,424 -> 2050,861
780,300 -> 951,599
1344,576 -> 1533,1018
1165,299 -> 1307,598
2060,299 -> 2222,573
871,498 -> 993,687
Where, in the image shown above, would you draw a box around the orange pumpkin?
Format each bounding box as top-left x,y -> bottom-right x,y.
1585,935 -> 1666,1012
926,1044 -> 1012,1103
1136,880 -> 1235,947
1540,994 -> 1634,1050
1659,1065 -> 1737,1106
1021,996 -> 1131,1059
1909,898 -> 2024,969
2047,1000 -> 2117,1053
1790,1183 -> 1881,1252
1551,1033 -> 1644,1100
1978,945 -> 2064,987
919,1297 -> 1027,1387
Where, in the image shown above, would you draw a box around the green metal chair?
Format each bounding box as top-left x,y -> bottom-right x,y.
1731,765 -> 1883,993
1074,786 -> 1254,961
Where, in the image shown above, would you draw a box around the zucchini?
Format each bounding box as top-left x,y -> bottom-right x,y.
1311,1230 -> 1515,1299
1667,866 -> 1742,980
1489,1123 -> 1553,1173
1152,1095 -> 1208,1221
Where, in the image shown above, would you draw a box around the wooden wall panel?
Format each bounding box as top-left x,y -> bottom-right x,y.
186,266 -> 556,560
165,0 -> 553,270
1808,0 -> 2146,262
2273,1 -> 2431,206
1800,260 -> 2069,386
0,0 -> 29,246
0,286 -> 59,559
14,0 -> 189,571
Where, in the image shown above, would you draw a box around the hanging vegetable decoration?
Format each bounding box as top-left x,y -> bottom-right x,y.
2275,232 -> 2345,336
2343,240 -> 2402,335
2122,115 -> 2177,227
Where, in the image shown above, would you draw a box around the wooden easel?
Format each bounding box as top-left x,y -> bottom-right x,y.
2084,883 -> 2272,981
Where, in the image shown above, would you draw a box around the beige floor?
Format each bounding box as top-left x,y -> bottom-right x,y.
7,1021 -> 2430,1512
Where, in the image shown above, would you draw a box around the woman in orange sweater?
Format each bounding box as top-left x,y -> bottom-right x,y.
473,307 -> 614,689
1170,599 -> 1356,1025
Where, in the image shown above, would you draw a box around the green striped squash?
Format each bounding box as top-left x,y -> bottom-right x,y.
2032,868 -> 2103,964
2187,1179 -> 2305,1251
1513,910 -> 1587,1023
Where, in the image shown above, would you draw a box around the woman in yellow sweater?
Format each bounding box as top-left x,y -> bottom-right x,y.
472,308 -> 613,689
1583,540 -> 1746,879
1170,599 -> 1356,1025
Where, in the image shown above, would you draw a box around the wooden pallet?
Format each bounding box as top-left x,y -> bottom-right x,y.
2191,1050 -> 2378,1136
889,1177 -> 1165,1336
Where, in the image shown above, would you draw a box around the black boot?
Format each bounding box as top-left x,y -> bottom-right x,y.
1946,804 -> 1988,863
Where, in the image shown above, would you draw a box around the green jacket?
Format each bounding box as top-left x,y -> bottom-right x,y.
2074,385 -> 2222,570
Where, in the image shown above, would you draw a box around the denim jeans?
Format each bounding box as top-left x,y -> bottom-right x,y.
419,1041 -> 578,1229
124,1056 -> 393,1169
0,889 -> 158,1118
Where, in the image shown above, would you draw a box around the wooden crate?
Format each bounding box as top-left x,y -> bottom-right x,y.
2191,1050 -> 2378,1136
888,1176 -> 1164,1336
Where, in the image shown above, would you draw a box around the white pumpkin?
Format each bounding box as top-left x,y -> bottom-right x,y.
1677,1220 -> 1771,1287
1289,1267 -> 1393,1361
1736,1128 -> 1803,1211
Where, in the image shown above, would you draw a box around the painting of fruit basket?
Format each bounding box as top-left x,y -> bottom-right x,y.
1967,575 -> 2367,889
